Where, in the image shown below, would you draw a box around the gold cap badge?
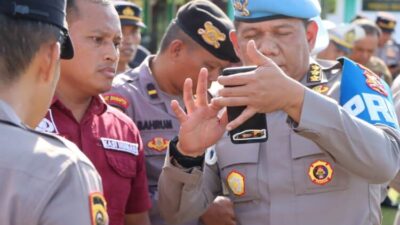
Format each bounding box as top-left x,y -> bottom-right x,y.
233,0 -> 250,16
122,7 -> 134,17
197,21 -> 226,49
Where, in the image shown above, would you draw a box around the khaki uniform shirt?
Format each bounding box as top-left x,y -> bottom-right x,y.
105,57 -> 194,225
0,100 -> 106,225
157,60 -> 400,225
366,56 -> 393,85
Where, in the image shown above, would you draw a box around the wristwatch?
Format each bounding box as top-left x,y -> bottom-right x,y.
169,136 -> 204,168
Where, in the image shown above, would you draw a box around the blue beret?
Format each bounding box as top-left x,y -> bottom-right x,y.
232,0 -> 321,22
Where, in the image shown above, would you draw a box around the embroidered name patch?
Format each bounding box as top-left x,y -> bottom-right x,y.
100,138 -> 138,156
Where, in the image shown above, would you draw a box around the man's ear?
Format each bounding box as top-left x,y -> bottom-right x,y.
306,21 -> 319,51
229,30 -> 242,59
167,39 -> 185,61
36,41 -> 61,84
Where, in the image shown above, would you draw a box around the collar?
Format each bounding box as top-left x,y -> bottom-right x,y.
0,100 -> 23,127
300,58 -> 333,87
52,95 -> 107,117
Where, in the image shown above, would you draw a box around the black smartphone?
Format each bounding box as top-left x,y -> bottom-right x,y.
221,66 -> 268,144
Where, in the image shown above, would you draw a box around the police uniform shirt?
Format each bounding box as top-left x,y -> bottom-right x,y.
366,56 -> 393,85
157,59 -> 400,225
104,56 -> 192,225
377,39 -> 400,69
37,95 -> 151,225
0,100 -> 106,225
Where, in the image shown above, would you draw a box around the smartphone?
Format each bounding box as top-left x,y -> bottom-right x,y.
221,66 -> 268,144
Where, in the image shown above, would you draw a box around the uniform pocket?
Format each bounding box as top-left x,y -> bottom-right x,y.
291,133 -> 349,195
216,137 -> 261,203
104,150 -> 137,178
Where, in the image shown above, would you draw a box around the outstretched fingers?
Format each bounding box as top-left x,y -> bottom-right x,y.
171,100 -> 187,123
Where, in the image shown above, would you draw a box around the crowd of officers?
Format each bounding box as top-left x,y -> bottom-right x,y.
2,0 -> 400,225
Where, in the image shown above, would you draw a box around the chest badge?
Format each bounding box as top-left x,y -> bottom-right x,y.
147,137 -> 169,152
358,64 -> 388,97
308,160 -> 334,185
197,21 -> 226,49
227,170 -> 245,196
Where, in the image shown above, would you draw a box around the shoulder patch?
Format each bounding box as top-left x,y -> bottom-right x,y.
103,93 -> 129,110
89,192 -> 108,225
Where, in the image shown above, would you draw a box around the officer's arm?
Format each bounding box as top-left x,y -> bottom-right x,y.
158,145 -> 222,225
39,161 -> 105,225
292,88 -> 400,184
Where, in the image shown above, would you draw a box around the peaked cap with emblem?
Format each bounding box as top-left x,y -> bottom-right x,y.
175,0 -> 239,63
0,0 -> 74,59
231,0 -> 320,22
376,11 -> 396,33
114,1 -> 146,28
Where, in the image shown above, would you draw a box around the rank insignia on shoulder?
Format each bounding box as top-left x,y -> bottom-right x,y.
307,63 -> 322,83
233,0 -> 250,16
146,83 -> 158,99
102,93 -> 129,110
227,170 -> 245,196
197,21 -> 226,49
89,192 -> 108,225
147,137 -> 169,152
308,160 -> 333,185
312,85 -> 329,94
358,64 -> 388,97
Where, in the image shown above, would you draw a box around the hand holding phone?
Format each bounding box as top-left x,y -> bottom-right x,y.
221,66 -> 268,144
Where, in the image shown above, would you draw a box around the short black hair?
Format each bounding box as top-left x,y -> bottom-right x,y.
66,0 -> 112,22
158,22 -> 195,53
0,14 -> 60,84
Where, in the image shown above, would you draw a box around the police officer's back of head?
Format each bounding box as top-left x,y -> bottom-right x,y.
0,0 -> 73,127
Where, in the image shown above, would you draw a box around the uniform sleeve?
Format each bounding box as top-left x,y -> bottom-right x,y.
293,89 -> 400,184
157,148 -> 221,225
39,160 -> 105,225
125,132 -> 151,214
103,85 -> 136,121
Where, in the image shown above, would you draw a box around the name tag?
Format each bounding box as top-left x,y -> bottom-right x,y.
100,138 -> 138,156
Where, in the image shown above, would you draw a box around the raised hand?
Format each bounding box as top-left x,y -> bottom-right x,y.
212,40 -> 306,130
171,68 -> 228,157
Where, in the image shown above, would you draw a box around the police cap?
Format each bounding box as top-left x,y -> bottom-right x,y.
114,1 -> 146,29
376,12 -> 396,33
231,0 -> 321,22
0,0 -> 74,59
175,0 -> 239,63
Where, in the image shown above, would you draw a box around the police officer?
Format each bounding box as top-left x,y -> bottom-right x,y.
350,18 -> 393,85
157,0 -> 400,225
0,0 -> 107,225
114,1 -> 147,74
376,12 -> 400,79
317,23 -> 365,61
104,1 -> 239,224
36,0 -> 151,224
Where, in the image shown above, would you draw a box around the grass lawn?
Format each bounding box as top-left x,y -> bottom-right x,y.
383,206 -> 397,225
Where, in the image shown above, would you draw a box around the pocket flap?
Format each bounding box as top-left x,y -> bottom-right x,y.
104,150 -> 137,178
290,132 -> 323,159
216,135 -> 260,168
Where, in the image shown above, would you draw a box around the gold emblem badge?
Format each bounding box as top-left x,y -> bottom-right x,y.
307,64 -> 322,83
89,192 -> 108,225
123,6 -> 134,17
308,160 -> 334,185
344,29 -> 356,44
233,0 -> 250,16
197,21 -> 226,49
312,85 -> 329,94
227,171 -> 245,196
147,137 -> 169,152
358,64 -> 388,97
